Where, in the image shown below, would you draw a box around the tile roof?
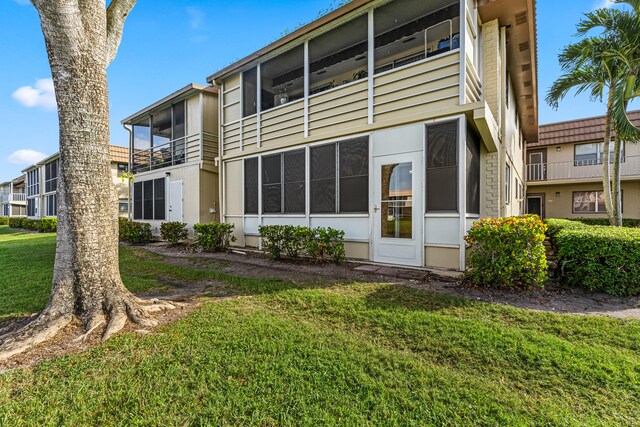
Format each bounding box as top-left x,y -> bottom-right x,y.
109,145 -> 129,164
530,110 -> 640,147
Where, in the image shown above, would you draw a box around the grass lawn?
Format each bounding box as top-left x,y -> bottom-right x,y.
0,225 -> 639,425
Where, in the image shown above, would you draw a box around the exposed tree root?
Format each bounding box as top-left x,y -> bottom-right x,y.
0,296 -> 180,362
0,311 -> 73,361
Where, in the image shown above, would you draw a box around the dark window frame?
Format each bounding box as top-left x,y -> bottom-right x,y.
133,178 -> 166,221
426,121 -> 459,213
261,149 -> 306,215
310,137 -> 369,214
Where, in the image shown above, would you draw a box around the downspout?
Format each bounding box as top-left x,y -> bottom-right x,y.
122,123 -> 133,221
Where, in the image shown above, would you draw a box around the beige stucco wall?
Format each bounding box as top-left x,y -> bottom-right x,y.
527,181 -> 640,219
425,246 -> 460,270
345,241 -> 369,261
110,162 -> 129,217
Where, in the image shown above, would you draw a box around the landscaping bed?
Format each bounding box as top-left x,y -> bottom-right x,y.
1,225 -> 640,425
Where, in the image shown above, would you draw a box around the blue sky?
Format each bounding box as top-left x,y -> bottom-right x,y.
0,0 -> 628,182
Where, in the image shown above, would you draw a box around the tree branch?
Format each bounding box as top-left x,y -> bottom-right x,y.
105,0 -> 136,65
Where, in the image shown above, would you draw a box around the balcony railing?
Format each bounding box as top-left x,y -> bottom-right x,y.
0,193 -> 27,203
132,138 -> 186,173
527,155 -> 640,182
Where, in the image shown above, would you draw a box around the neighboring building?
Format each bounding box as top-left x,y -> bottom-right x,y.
23,145 -> 130,219
121,84 -> 219,235
207,0 -> 538,270
0,175 -> 27,217
526,111 -> 640,220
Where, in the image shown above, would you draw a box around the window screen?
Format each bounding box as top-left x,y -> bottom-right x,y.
244,158 -> 259,214
466,127 -> 480,214
133,181 -> 142,220
143,180 -> 153,220
154,178 -> 165,220
339,138 -> 368,213
310,144 -> 336,213
262,154 -> 282,214
426,122 -> 458,212
284,150 -> 305,213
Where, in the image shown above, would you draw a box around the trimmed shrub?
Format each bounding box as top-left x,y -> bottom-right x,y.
258,225 -> 309,260
545,219 -> 640,296
160,222 -> 189,245
306,227 -> 346,263
193,223 -> 236,252
8,217 -> 23,229
39,217 -> 57,233
569,218 -> 640,228
119,219 -> 152,244
0,216 -> 8,226
464,215 -> 548,288
259,225 -> 346,263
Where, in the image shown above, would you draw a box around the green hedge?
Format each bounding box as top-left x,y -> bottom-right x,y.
569,218 -> 640,228
464,215 -> 548,288
0,216 -> 8,226
545,219 -> 640,296
119,218 -> 152,244
259,225 -> 346,263
7,217 -> 57,233
193,223 -> 236,252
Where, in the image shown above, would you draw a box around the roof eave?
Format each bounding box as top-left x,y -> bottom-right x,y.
120,83 -> 208,125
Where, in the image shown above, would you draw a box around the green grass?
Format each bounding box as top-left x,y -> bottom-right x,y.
0,225 -> 639,425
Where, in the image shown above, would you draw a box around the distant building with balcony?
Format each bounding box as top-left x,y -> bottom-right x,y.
23,145 -> 130,220
0,175 -> 27,217
208,0 -> 538,270
121,84 -> 219,235
526,111 -> 640,219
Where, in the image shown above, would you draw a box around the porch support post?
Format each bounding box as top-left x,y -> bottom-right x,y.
367,8 -> 374,124
304,40 -> 310,137
257,63 -> 262,148
458,116 -> 467,271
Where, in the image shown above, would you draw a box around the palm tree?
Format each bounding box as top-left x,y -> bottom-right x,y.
547,3 -> 640,226
576,2 -> 640,226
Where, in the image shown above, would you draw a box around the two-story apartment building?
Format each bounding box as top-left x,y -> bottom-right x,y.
207,0 -> 537,270
23,145 -> 130,219
121,84 -> 219,235
0,175 -> 27,217
526,111 -> 640,219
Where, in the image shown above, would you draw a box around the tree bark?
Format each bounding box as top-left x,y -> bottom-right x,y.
602,88 -> 615,225
0,0 -> 174,360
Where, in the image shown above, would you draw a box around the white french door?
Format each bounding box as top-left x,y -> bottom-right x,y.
372,152 -> 423,266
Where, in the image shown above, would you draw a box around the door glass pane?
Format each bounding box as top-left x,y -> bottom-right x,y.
381,162 -> 412,239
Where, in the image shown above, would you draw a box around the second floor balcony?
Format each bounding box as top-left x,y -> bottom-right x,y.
527,155 -> 640,183
132,138 -> 187,173
0,193 -> 27,204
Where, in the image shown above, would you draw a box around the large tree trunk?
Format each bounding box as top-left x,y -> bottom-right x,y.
0,0 -> 173,361
602,88 -> 615,225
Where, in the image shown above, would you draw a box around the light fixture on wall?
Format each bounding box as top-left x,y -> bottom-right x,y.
556,192 -> 560,197
165,172 -> 171,176
556,146 -> 561,152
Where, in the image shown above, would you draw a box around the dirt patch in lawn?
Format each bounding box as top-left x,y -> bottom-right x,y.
146,244 -> 640,320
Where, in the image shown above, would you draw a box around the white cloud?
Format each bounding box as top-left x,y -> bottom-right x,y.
187,7 -> 205,30
8,149 -> 47,166
12,78 -> 57,110
593,0 -> 614,9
